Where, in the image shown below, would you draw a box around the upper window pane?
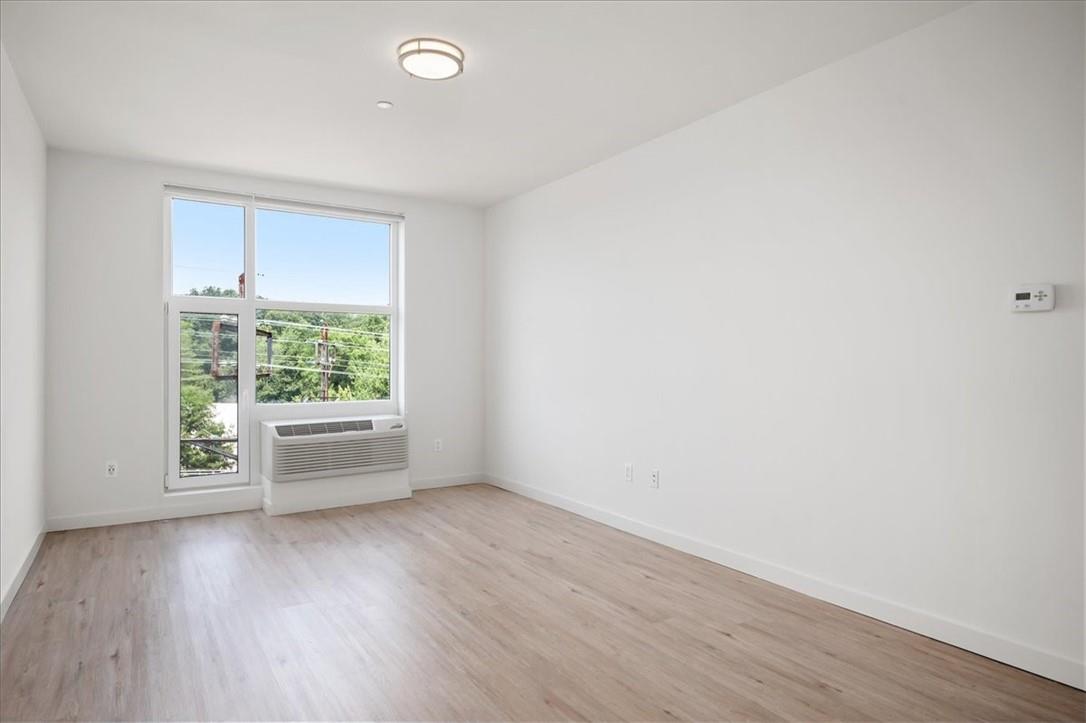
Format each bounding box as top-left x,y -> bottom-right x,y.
255,209 -> 390,306
171,198 -> 245,298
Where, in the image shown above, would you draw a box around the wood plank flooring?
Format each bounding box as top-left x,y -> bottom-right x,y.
1,484 -> 1082,721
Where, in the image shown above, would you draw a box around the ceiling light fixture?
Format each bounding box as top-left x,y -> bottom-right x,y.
376,100 -> 394,110
397,37 -> 464,80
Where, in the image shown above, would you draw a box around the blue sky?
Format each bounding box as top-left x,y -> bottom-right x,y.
172,199 -> 390,305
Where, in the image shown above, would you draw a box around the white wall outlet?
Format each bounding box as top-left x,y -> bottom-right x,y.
649,469 -> 660,489
624,463 -> 634,483
433,438 -> 443,452
105,460 -> 118,478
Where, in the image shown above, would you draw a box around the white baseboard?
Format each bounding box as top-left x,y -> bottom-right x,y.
46,486 -> 264,531
485,474 -> 1085,691
1,529 -> 45,623
411,473 -> 485,490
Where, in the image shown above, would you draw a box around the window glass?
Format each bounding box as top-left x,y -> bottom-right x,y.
256,208 -> 390,305
179,312 -> 239,478
172,199 -> 245,297
255,309 -> 390,403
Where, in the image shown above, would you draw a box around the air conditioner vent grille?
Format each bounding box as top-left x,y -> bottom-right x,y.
273,435 -> 408,477
276,419 -> 374,437
263,416 -> 407,483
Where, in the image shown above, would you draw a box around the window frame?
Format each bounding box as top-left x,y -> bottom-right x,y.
163,186 -> 403,491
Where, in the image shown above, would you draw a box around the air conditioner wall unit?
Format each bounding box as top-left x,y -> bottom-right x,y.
261,415 -> 407,483
260,415 -> 411,516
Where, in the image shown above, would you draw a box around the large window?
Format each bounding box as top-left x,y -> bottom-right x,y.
165,188 -> 401,490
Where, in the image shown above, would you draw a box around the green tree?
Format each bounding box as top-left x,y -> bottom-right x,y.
180,384 -> 232,473
189,285 -> 239,298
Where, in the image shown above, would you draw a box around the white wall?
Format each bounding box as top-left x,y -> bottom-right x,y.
45,150 -> 484,528
0,44 -> 47,617
484,1 -> 1084,688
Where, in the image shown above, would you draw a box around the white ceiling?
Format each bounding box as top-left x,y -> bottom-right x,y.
0,1 -> 965,207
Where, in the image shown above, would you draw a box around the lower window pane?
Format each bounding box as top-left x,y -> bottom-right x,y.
179,312 -> 239,478
256,310 -> 390,403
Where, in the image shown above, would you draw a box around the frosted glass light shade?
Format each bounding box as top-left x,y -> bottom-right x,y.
397,38 -> 464,80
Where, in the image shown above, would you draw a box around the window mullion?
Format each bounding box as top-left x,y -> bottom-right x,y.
239,202 -> 257,483
252,299 -> 393,316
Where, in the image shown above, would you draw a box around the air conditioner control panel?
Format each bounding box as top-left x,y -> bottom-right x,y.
1012,283 -> 1054,312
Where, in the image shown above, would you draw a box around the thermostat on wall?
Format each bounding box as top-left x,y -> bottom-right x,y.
1011,283 -> 1055,312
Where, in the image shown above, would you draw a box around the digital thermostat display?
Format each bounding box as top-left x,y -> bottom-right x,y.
1012,284 -> 1055,312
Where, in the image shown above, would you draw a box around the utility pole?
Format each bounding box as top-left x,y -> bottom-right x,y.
317,324 -> 335,402
211,319 -> 222,377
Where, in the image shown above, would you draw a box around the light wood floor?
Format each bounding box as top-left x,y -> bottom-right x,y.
1,484 -> 1082,722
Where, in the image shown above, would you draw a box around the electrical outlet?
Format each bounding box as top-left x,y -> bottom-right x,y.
649,469 -> 660,489
433,438 -> 443,452
105,460 -> 119,478
624,463 -> 634,483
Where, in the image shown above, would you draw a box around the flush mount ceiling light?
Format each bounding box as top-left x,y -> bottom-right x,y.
397,37 -> 464,80
376,100 -> 394,110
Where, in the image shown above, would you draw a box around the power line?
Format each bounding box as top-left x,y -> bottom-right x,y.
256,319 -> 389,336
257,363 -> 386,378
185,329 -> 388,348
254,339 -> 390,354
183,355 -> 389,371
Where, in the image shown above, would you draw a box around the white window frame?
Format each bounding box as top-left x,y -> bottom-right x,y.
163,186 -> 403,491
